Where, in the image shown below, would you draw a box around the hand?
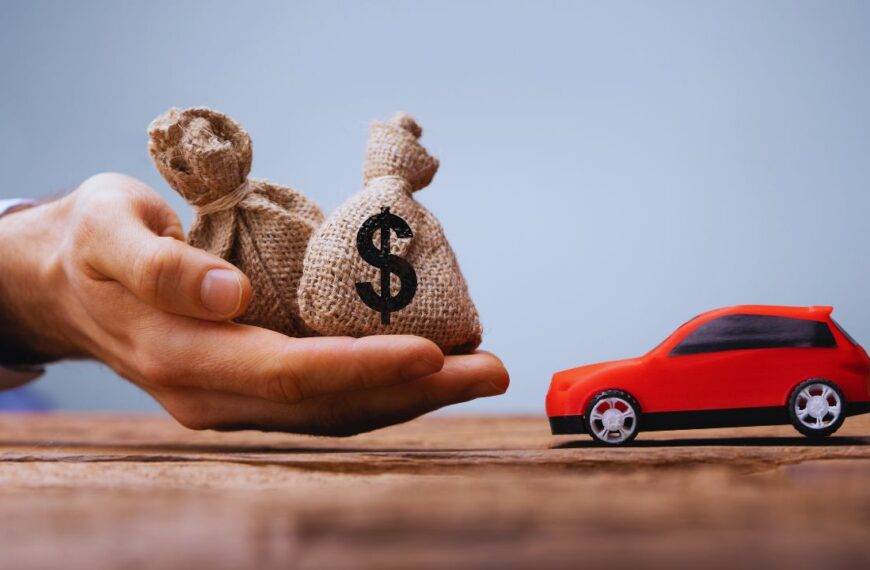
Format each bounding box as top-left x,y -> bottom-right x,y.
0,173 -> 508,434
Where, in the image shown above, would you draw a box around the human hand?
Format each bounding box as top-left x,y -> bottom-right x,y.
0,173 -> 508,434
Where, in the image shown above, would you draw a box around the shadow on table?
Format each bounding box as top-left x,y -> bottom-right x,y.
553,435 -> 870,448
0,440 -> 488,455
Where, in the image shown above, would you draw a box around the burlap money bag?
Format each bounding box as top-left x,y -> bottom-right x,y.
148,107 -> 324,336
299,113 -> 482,353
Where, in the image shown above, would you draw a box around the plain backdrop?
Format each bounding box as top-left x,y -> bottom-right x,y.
1,1 -> 868,413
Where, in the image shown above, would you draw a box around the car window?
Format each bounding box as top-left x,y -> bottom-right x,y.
671,314 -> 837,356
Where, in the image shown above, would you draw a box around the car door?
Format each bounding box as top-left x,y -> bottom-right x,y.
649,314 -> 758,412
655,344 -> 759,412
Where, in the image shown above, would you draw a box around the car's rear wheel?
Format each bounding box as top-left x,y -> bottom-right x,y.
788,379 -> 845,438
585,390 -> 640,446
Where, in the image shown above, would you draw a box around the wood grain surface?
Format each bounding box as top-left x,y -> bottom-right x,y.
0,413 -> 868,569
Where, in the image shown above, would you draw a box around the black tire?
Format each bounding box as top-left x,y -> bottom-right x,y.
584,390 -> 641,446
787,379 -> 846,439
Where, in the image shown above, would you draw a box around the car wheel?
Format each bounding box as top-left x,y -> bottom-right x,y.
788,379 -> 846,439
584,390 -> 640,446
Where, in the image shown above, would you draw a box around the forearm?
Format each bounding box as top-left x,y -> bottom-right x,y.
0,199 -> 79,365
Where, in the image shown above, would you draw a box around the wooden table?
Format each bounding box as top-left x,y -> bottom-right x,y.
0,413 -> 868,569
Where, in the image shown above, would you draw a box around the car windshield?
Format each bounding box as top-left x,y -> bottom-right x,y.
831,318 -> 858,346
645,313 -> 704,355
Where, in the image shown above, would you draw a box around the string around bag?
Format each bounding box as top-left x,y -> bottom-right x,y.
194,179 -> 254,216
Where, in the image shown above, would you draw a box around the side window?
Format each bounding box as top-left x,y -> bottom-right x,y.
671,314 -> 836,356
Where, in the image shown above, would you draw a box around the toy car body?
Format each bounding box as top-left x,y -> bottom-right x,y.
546,305 -> 870,445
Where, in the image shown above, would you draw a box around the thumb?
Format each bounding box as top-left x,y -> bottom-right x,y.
124,232 -> 253,320
80,181 -> 252,321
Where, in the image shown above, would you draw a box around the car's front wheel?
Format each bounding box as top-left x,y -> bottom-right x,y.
788,379 -> 845,439
584,390 -> 640,445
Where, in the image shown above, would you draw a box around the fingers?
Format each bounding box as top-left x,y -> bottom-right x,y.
74,173 -> 252,321
148,351 -> 509,435
273,335 -> 447,401
136,325 -> 446,404
301,351 -> 510,436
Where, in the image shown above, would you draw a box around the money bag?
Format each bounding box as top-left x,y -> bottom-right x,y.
148,107 -> 324,336
299,113 -> 483,353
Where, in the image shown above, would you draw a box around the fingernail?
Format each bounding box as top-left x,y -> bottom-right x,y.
403,357 -> 442,380
201,269 -> 242,316
469,382 -> 502,398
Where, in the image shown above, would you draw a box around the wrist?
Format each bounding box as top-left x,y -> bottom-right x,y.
0,200 -> 79,364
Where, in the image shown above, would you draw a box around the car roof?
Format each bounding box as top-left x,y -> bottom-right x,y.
695,305 -> 833,321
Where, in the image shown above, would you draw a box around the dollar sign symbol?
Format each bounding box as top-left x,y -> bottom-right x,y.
355,207 -> 418,325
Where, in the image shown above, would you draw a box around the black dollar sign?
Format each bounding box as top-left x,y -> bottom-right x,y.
355,207 -> 418,325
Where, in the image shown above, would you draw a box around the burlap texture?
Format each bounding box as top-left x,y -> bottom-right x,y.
299,113 -> 482,353
148,107 -> 324,337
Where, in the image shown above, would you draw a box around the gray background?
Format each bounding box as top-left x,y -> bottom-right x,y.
1,1 -> 868,413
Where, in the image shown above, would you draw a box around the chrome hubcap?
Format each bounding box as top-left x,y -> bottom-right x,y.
795,383 -> 841,430
589,397 -> 637,443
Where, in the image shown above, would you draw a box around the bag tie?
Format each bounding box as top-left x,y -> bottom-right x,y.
194,179 -> 254,216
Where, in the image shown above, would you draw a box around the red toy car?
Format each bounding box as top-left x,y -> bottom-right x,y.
547,305 -> 870,445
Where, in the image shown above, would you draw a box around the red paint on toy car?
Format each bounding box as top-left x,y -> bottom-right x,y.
547,305 -> 870,433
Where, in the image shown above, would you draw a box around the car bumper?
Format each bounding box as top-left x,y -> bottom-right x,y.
549,415 -> 586,435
